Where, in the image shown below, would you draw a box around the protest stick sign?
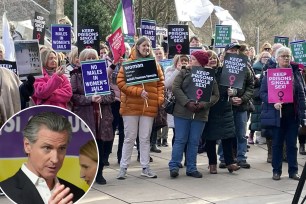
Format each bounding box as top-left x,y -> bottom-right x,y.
124,34 -> 135,48
51,24 -> 72,52
274,36 -> 289,47
267,68 -> 293,103
190,47 -> 203,55
0,60 -> 17,75
81,60 -> 110,96
290,41 -> 306,66
77,25 -> 100,54
14,40 -> 43,80
141,19 -> 156,48
168,25 -> 189,59
32,12 -> 47,45
122,57 -> 159,86
156,26 -> 167,36
219,53 -> 248,89
108,28 -> 126,64
186,67 -> 215,102
159,59 -> 173,70
214,25 -> 232,48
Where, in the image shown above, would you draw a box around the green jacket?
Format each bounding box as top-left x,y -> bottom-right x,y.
172,67 -> 219,121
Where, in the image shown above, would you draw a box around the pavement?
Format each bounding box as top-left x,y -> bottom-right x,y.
1,131 -> 306,204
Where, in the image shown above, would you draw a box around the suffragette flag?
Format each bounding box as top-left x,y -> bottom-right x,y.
111,0 -> 135,36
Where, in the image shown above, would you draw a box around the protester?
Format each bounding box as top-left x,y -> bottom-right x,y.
260,42 -> 272,54
19,74 -> 35,110
168,50 -> 219,178
70,48 -> 115,185
189,36 -> 201,47
260,47 -> 306,181
116,36 -> 164,179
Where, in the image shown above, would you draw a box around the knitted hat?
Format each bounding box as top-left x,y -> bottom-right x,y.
191,50 -> 209,67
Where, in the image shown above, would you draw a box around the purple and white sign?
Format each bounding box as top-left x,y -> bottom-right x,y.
267,68 -> 293,103
141,19 -> 156,48
51,24 -> 72,52
81,60 -> 110,96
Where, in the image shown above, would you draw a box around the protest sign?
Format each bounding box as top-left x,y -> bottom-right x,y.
214,25 -> 232,48
14,40 -> 42,80
274,36 -> 289,47
141,19 -> 156,48
168,24 -> 189,59
124,34 -> 135,48
122,57 -> 159,86
219,53 -> 248,89
108,28 -> 126,64
51,24 -> 72,52
81,60 -> 110,96
190,47 -> 203,55
156,26 -> 167,36
159,59 -> 173,70
290,41 -> 306,66
32,12 -> 47,45
77,25 -> 100,54
0,60 -> 17,75
267,68 -> 293,103
186,67 -> 215,102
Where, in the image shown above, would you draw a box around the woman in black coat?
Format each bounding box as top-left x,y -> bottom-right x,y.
203,50 -> 240,174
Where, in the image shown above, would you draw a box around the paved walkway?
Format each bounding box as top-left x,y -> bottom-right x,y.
1,132 -> 306,204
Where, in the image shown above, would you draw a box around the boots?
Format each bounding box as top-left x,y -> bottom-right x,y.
266,138 -> 272,163
208,165 -> 217,174
248,132 -> 254,144
162,139 -> 168,147
96,170 -> 106,185
227,163 -> 240,173
157,138 -> 162,146
299,143 -> 306,155
150,144 -> 162,153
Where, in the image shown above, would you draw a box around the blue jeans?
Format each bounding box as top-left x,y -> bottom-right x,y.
271,117 -> 299,176
169,116 -> 205,173
218,110 -> 248,162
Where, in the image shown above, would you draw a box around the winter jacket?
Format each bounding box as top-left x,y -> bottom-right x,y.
70,68 -> 115,141
117,51 -> 164,117
32,69 -> 72,109
203,67 -> 235,140
260,62 -> 306,128
172,67 -> 219,121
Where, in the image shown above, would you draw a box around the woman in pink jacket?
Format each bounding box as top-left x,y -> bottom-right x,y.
32,48 -> 72,109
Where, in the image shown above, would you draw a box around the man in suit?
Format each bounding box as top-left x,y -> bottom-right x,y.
0,112 -> 84,204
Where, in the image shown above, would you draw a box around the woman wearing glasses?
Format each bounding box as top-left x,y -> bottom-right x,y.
260,47 -> 306,181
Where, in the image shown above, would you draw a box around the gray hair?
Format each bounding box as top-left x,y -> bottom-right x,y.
275,47 -> 291,59
23,112 -> 72,144
79,48 -> 99,61
135,36 -> 154,58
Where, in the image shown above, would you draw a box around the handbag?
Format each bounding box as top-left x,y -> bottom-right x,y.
164,94 -> 176,114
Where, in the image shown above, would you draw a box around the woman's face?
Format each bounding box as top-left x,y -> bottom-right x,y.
86,53 -> 97,61
46,52 -> 58,70
260,53 -> 271,64
125,47 -> 131,58
154,50 -> 164,62
207,56 -> 218,68
137,40 -> 151,58
277,52 -> 291,68
100,48 -> 108,59
79,154 -> 97,186
190,55 -> 201,66
190,39 -> 200,47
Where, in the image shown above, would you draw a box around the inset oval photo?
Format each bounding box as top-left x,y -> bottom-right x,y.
0,105 -> 99,204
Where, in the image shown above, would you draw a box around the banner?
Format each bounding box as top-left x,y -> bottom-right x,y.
214,25 -> 232,48
190,47 -> 204,55
159,59 -> 173,70
267,68 -> 293,103
32,12 -> 47,45
274,36 -> 289,47
186,67 -> 215,102
141,19 -> 156,48
81,60 -> 110,96
108,28 -> 126,64
0,60 -> 17,75
122,57 -> 159,86
77,25 -> 100,54
290,41 -> 306,66
219,53 -> 248,89
14,40 -> 43,80
51,24 -> 72,52
168,25 -> 189,59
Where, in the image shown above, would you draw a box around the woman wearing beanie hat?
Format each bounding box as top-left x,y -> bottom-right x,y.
169,51 -> 219,178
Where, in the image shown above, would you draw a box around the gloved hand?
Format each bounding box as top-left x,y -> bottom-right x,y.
195,102 -> 205,112
185,101 -> 197,113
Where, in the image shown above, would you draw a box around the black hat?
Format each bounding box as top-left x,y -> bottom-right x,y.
225,42 -> 241,51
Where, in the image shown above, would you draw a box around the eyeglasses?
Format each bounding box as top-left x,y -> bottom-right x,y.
264,48 -> 271,51
280,55 -> 291,59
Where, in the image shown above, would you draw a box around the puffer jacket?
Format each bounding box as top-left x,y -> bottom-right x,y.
117,50 -> 164,117
172,67 -> 219,121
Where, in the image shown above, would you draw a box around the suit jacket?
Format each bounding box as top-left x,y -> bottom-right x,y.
0,169 -> 85,204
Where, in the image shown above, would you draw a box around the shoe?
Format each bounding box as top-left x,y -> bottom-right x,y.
157,139 -> 161,146
117,167 -> 127,180
150,145 -> 162,153
186,171 -> 203,178
104,161 -> 110,166
137,155 -> 153,162
178,163 -> 183,168
255,134 -> 266,145
272,173 -> 281,180
170,169 -> 179,178
96,174 -> 107,185
227,164 -> 240,173
141,168 -> 157,178
237,160 -> 251,169
208,165 -> 217,174
289,174 -> 300,180
248,133 -> 254,144
162,139 -> 169,147
299,144 -> 306,155
219,162 -> 226,169
150,156 -> 153,162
